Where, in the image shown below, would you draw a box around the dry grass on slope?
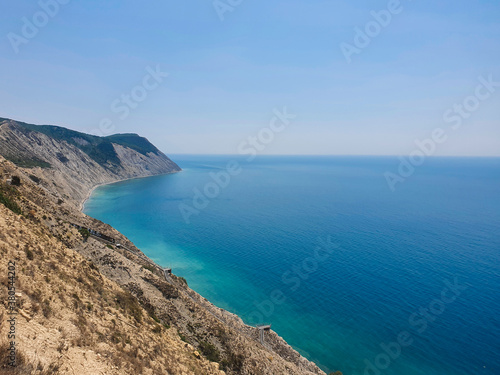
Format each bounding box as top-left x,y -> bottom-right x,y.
0,203 -> 223,375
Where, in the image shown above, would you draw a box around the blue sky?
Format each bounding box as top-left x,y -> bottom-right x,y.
1,0 -> 499,155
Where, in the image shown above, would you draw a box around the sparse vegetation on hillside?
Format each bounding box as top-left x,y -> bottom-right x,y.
0,202 -> 222,375
28,175 -> 41,184
0,341 -> 60,375
4,155 -> 51,169
0,184 -> 22,215
78,227 -> 90,240
105,133 -> 161,155
15,121 -> 122,167
199,341 -> 221,363
2,118 -> 163,169
10,176 -> 20,186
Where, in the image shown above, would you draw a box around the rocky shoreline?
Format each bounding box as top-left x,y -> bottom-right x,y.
75,170 -> 328,375
0,118 -> 336,374
78,171 -> 181,212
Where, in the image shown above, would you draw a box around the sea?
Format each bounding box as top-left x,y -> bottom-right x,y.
84,155 -> 500,375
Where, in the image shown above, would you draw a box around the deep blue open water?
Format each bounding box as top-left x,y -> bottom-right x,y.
84,155 -> 500,375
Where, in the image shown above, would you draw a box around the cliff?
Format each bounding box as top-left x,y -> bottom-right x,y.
0,118 -> 334,375
0,118 -> 181,209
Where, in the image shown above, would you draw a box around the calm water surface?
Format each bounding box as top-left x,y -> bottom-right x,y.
84,155 -> 500,375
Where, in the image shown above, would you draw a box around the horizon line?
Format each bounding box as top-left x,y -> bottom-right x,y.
166,153 -> 500,158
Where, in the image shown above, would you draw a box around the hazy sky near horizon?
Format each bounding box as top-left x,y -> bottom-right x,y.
1,0 -> 499,156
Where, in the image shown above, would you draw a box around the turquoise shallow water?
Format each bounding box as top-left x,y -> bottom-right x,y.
84,155 -> 500,374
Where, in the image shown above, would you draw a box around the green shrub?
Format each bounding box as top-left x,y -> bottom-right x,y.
25,249 -> 34,260
199,341 -> 220,363
111,331 -> 122,344
0,190 -> 22,215
114,290 -> 142,323
143,264 -> 156,273
5,155 -> 51,169
42,300 -> 52,318
29,175 -> 41,183
78,228 -> 90,239
220,353 -> 244,372
11,176 -> 21,186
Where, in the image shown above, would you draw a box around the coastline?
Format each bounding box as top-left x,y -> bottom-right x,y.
79,182 -> 108,211
78,169 -> 328,374
0,123 -> 329,373
79,170 -> 182,212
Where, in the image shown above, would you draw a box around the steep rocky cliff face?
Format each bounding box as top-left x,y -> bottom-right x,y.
0,118 -> 181,208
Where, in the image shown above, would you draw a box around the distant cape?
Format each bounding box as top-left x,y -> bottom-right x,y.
0,117 -> 181,208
